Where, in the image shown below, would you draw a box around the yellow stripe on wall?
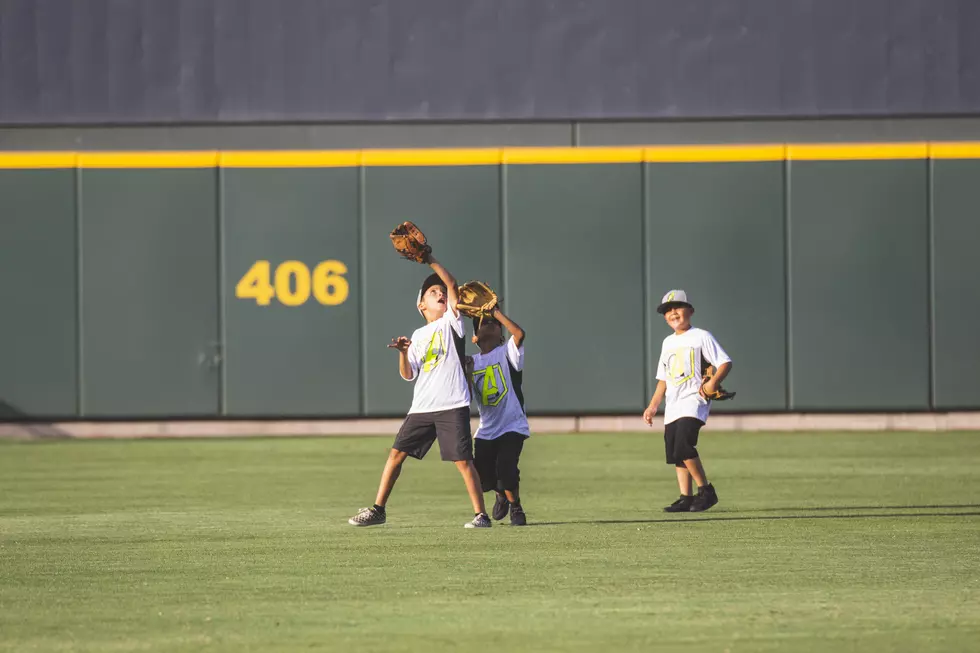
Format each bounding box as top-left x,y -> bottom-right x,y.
78,152 -> 220,168
220,150 -> 362,167
0,152 -> 78,168
644,145 -> 785,162
928,142 -> 980,159
503,147 -> 643,164
2,142 -> 980,168
787,143 -> 930,160
361,148 -> 502,166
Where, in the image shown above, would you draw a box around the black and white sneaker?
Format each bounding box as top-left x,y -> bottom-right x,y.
492,492 -> 510,521
348,506 -> 386,526
663,495 -> 694,513
510,504 -> 527,526
465,513 -> 492,528
689,484 -> 719,512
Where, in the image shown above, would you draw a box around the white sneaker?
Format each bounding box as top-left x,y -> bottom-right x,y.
348,506 -> 386,526
464,513 -> 492,528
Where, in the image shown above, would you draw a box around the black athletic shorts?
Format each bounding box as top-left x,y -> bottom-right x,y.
473,431 -> 527,492
664,417 -> 704,465
392,406 -> 473,461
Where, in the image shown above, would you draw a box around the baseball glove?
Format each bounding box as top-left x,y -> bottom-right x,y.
456,280 -> 498,321
390,221 -> 432,264
700,359 -> 736,401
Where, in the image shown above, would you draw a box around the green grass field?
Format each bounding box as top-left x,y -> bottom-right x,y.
1,431 -> 979,652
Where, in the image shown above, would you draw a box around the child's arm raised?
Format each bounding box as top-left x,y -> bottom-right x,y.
492,307 -> 525,347
427,256 -> 459,316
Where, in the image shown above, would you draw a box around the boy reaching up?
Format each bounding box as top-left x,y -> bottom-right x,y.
468,306 -> 530,526
349,256 -> 491,529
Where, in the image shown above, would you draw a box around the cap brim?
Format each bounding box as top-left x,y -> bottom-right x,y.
656,301 -> 693,314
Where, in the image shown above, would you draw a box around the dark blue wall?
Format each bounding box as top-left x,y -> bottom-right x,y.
1,0 -> 979,125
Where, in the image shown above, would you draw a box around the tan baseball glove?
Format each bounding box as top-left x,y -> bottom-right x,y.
389,221 -> 432,264
700,359 -> 736,401
456,280 -> 498,322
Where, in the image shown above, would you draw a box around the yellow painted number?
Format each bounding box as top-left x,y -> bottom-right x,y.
235,260 -> 349,307
235,260 -> 276,306
312,260 -> 350,306
275,260 -> 311,306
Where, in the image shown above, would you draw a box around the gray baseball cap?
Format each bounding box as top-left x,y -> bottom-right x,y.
656,289 -> 694,314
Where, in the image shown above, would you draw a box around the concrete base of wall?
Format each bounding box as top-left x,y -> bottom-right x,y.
2,412 -> 980,440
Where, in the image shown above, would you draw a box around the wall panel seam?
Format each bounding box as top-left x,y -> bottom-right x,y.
74,166 -> 84,417
783,158 -> 793,410
640,162 -> 650,407
358,165 -> 368,415
927,158 -> 936,409
217,166 -> 227,415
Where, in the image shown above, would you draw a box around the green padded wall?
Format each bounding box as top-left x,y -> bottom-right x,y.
505,163 -> 645,413
3,151 -> 978,422
362,166 -> 501,417
79,169 -> 220,417
221,167 -> 361,416
646,162 -> 787,412
787,160 -> 930,410
931,159 -> 980,409
0,170 -> 78,419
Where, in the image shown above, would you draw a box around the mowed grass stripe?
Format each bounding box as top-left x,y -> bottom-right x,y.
1,432 -> 978,653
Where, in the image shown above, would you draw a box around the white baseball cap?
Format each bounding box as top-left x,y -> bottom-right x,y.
657,289 -> 694,314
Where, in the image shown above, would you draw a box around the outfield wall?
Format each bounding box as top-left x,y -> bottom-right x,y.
1,143 -> 979,420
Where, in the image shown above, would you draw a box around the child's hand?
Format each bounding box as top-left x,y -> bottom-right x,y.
388,336 -> 411,352
643,404 -> 658,426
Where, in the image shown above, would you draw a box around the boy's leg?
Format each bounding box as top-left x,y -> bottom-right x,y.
454,460 -> 489,515
434,407 -> 489,523
663,420 -> 696,512
473,437 -> 499,493
675,464 -> 692,496
682,457 -> 707,489
350,414 -> 436,526
496,433 -> 527,525
476,437 -> 510,521
375,449 -> 410,507
675,419 -> 718,512
495,433 -> 525,504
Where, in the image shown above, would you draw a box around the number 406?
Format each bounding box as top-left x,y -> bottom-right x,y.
235,260 -> 349,306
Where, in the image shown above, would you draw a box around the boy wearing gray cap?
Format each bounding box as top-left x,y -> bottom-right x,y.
643,290 -> 733,512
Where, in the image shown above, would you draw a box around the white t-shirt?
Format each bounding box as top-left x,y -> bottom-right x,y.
470,337 -> 530,440
655,327 -> 732,425
403,307 -> 471,414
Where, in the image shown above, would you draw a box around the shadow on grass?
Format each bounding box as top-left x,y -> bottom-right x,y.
737,503 -> 980,513
530,508 -> 980,527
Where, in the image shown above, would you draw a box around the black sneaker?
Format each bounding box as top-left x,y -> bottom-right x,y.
491,492 -> 510,521
510,504 -> 527,526
689,484 -> 719,512
663,495 -> 694,512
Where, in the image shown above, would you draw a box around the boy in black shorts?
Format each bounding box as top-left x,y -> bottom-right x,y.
467,306 -> 530,526
643,290 -> 733,512
348,256 -> 490,528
